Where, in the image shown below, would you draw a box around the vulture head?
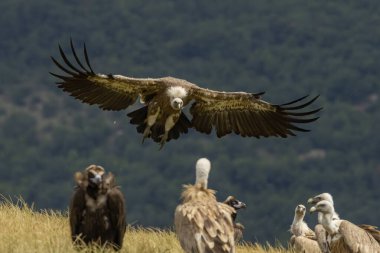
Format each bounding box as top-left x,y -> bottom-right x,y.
74,164 -> 105,188
295,204 -> 306,217
307,192 -> 334,206
310,200 -> 334,215
223,196 -> 246,223
195,158 -> 211,189
224,196 -> 247,210
167,86 -> 187,110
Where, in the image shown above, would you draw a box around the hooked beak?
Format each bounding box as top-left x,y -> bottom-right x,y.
171,98 -> 183,110
233,201 -> 247,210
90,174 -> 102,185
307,198 -> 315,204
309,206 -> 317,214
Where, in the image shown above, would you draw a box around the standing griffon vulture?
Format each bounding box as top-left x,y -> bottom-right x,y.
289,204 -> 321,253
310,200 -> 380,253
308,192 -> 380,252
223,196 -> 246,242
174,158 -> 236,253
308,193 -> 340,253
50,40 -> 321,148
69,165 -> 126,250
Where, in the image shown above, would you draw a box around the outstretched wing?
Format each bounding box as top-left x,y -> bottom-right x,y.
50,40 -> 165,111
190,86 -> 321,138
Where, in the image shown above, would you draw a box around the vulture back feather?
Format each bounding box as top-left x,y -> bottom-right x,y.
174,158 -> 235,253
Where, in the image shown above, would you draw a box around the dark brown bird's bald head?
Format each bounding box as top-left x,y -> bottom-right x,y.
223,196 -> 247,210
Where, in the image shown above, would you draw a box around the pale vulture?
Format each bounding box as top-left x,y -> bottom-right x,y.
174,158 -> 235,253
308,193 -> 340,253
308,192 -> 380,253
310,200 -> 380,253
51,40 -> 321,148
289,204 -> 321,253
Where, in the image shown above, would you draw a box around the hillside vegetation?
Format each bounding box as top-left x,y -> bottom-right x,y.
0,0 -> 379,243
0,198 -> 293,253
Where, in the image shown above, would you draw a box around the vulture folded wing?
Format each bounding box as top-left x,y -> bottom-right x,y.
339,220 -> 380,253
106,187 -> 127,248
50,40 -> 165,111
291,235 -> 321,253
190,87 -> 321,138
305,226 -> 317,240
315,224 -> 329,253
174,201 -> 235,253
359,224 -> 380,244
69,187 -> 86,241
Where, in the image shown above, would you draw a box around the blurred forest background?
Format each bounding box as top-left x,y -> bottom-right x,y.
0,0 -> 379,243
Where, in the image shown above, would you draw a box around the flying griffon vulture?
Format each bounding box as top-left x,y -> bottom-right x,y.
310,200 -> 380,253
50,40 -> 321,148
289,204 -> 321,253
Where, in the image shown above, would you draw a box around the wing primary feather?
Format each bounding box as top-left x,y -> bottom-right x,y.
58,45 -> 86,76
258,112 -> 284,137
70,38 -> 91,73
286,116 -> 320,124
266,112 -> 292,137
51,56 -> 78,76
286,123 -> 310,132
83,42 -> 95,74
280,95 -> 309,106
49,71 -> 71,81
254,112 -> 271,137
284,107 -> 322,116
281,95 -> 320,110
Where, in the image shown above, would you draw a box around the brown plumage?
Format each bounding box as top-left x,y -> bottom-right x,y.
290,235 -> 321,253
69,165 -> 126,250
51,40 -> 321,148
358,224 -> 380,244
174,158 -> 235,253
329,221 -> 380,253
223,196 -> 246,242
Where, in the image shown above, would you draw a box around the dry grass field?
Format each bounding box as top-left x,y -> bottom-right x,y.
0,197 -> 294,253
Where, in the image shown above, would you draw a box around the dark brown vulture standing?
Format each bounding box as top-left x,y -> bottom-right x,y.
69,165 -> 126,250
50,40 -> 321,148
223,196 -> 246,242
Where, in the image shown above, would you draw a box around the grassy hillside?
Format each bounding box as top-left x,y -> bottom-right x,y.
0,197 -> 293,253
